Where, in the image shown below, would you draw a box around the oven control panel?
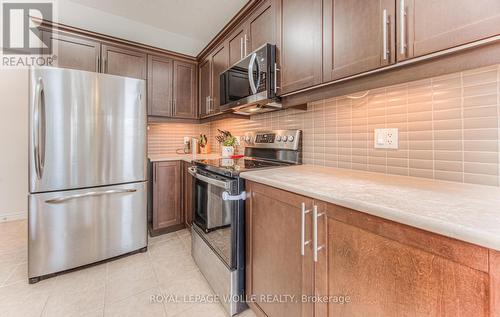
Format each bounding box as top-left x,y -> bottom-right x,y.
242,130 -> 301,151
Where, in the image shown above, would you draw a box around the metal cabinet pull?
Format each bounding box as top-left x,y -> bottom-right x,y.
382,9 -> 389,61
400,0 -> 407,55
313,205 -> 325,262
301,203 -> 311,256
244,34 -> 248,56
45,189 -> 137,204
240,37 -> 244,60
274,62 -> 280,94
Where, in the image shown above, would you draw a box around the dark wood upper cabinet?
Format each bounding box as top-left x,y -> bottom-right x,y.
276,0 -> 323,95
43,31 -> 100,72
323,0 -> 396,82
228,26 -> 246,66
246,182 -> 314,317
199,58 -> 211,117
101,44 -> 147,79
397,0 -> 500,61
172,61 -> 197,119
147,55 -> 173,117
209,43 -> 228,114
247,0 -> 276,52
152,161 -> 182,231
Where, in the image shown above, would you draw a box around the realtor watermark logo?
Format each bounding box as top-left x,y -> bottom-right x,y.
1,1 -> 56,67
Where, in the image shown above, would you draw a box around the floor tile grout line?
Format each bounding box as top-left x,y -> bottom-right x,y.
103,258 -> 109,315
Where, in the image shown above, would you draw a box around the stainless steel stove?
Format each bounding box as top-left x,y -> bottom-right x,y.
189,129 -> 302,316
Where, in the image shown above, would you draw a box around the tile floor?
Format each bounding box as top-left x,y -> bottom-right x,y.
0,220 -> 256,317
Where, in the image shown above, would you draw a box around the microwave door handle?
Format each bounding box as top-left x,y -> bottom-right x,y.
248,53 -> 258,94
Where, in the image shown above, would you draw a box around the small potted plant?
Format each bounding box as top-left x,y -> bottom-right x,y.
216,129 -> 237,158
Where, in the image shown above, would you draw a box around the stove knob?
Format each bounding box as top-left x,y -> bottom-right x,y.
288,135 -> 295,142
282,135 -> 288,142
276,135 -> 282,142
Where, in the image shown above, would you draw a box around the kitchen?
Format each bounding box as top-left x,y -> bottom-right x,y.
1,0 -> 500,316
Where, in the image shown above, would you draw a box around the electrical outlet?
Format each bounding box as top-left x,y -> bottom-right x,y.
374,128 -> 399,149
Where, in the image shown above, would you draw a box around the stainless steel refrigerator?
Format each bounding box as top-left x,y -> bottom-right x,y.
28,67 -> 148,283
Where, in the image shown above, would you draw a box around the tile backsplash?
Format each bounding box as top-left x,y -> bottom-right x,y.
148,122 -> 210,155
149,64 -> 500,186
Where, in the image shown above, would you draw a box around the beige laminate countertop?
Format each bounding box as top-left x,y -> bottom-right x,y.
148,153 -> 220,163
240,165 -> 500,251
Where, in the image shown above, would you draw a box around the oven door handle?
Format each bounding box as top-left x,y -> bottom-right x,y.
222,191 -> 246,201
190,168 -> 230,190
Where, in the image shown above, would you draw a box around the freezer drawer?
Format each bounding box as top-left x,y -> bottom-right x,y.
28,182 -> 147,279
29,67 -> 147,193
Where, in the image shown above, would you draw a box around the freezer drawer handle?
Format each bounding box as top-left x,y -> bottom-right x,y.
45,189 -> 137,204
222,191 -> 246,201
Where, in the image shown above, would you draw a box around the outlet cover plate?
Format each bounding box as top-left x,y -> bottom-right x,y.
374,128 -> 399,149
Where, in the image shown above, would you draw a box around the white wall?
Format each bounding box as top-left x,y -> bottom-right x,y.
56,0 -> 202,56
0,69 -> 28,221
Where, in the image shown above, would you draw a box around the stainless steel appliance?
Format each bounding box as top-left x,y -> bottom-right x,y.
28,67 -> 148,283
219,44 -> 281,115
190,129 -> 302,316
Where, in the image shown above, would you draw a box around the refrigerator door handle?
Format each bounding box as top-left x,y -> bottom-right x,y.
33,77 -> 46,180
45,188 -> 137,204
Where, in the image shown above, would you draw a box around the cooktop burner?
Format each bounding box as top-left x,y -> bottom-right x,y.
193,157 -> 291,177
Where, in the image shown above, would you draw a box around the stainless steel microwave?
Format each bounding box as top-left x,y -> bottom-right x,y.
219,43 -> 281,115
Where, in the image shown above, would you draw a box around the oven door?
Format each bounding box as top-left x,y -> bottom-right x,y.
190,167 -> 240,269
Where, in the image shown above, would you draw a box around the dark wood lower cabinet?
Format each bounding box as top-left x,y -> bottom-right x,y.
246,182 -> 314,317
246,181 -> 495,317
183,161 -> 194,227
150,161 -> 183,235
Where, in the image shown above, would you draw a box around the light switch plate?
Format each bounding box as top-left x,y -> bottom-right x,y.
374,128 -> 399,149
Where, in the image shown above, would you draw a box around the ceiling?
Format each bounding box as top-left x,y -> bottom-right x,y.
63,0 -> 248,56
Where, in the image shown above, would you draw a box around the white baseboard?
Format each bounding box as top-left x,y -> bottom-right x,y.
0,211 -> 27,222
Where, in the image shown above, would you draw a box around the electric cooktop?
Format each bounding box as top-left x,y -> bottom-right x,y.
193,157 -> 292,178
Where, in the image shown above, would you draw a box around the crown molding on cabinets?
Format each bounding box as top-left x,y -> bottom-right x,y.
35,18 -> 197,62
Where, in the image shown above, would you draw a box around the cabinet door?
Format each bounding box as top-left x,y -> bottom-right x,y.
246,182 -> 314,317
102,44 -> 147,79
323,0 -> 395,82
199,58 -> 211,117
210,43 -> 228,114
314,202 -> 489,317
147,55 -> 173,117
172,61 -> 197,119
153,161 -> 182,230
228,27 -> 246,66
247,0 -> 276,52
183,162 -> 194,227
276,0 -> 323,95
43,31 -> 100,72
398,0 -> 500,61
